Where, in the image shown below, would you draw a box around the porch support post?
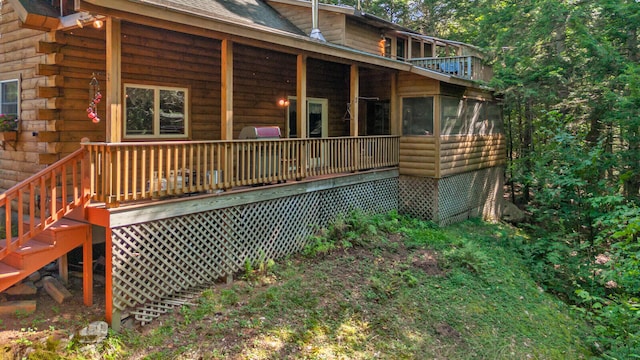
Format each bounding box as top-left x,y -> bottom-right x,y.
106,17 -> 122,143
83,226 -> 93,306
104,226 -> 120,331
391,37 -> 397,60
221,39 -> 234,141
221,40 -> 234,187
296,55 -> 307,138
297,55 -> 308,177
349,64 -> 359,137
390,73 -> 400,136
434,94 -> 441,178
58,254 -> 68,284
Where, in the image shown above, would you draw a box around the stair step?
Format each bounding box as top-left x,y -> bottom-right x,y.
23,218 -> 90,244
13,239 -> 54,255
0,262 -> 21,279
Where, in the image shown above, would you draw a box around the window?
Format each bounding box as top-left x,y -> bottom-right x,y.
463,99 -> 483,135
124,84 -> 188,138
384,37 -> 392,58
485,101 -> 504,134
0,79 -> 19,120
456,99 -> 503,136
440,96 -> 465,135
396,38 -> 406,60
402,97 -> 433,135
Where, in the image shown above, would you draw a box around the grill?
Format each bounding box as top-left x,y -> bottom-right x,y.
239,126 -> 281,181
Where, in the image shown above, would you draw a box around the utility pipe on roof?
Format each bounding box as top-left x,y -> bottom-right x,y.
309,0 -> 325,41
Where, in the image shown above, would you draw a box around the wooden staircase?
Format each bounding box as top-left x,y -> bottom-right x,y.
0,148 -> 94,305
0,219 -> 91,292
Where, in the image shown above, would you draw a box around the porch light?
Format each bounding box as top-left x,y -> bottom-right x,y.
278,98 -> 290,107
73,13 -> 105,29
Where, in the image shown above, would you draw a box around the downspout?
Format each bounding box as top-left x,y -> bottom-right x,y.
309,0 -> 325,41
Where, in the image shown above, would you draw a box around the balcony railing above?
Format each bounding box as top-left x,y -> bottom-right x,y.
83,136 -> 400,205
409,56 -> 492,82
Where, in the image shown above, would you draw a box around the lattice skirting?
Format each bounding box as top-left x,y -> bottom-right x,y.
398,176 -> 437,220
110,177 -> 398,323
399,167 -> 504,226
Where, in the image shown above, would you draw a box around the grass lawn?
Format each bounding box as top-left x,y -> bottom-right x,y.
2,214 -> 593,359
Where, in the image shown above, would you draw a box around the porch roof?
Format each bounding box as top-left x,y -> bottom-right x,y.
126,0 -> 306,36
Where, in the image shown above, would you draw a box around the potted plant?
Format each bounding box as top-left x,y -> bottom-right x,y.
0,114 -> 18,141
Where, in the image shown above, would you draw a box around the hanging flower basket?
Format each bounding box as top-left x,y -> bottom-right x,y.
0,114 -> 18,132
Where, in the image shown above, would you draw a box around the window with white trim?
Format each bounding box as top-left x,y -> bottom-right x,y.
0,79 -> 19,119
124,84 -> 188,138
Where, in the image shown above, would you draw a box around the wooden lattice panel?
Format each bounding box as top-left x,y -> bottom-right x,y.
398,175 -> 437,220
110,178 -> 398,320
437,166 -> 504,226
398,167 -> 504,225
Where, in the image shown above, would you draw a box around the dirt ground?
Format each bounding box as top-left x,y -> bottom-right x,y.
0,268 -> 107,349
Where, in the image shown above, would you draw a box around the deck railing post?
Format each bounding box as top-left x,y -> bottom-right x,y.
80,145 -> 91,217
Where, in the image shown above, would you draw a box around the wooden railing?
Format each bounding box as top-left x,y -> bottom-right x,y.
409,56 -> 492,82
1,148 -> 90,259
83,136 -> 400,205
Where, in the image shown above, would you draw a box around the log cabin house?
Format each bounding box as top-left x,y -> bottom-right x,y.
0,0 -> 505,328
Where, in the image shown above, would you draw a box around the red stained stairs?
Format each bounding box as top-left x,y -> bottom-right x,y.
0,218 -> 93,305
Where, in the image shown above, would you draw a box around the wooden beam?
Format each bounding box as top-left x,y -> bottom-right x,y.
37,64 -> 59,76
107,168 -> 399,226
434,95 -> 441,179
36,131 -> 59,142
350,64 -> 359,137
104,226 -> 117,329
38,154 -> 59,165
58,254 -> 68,284
37,41 -> 63,54
106,17 -> 122,143
296,55 -> 307,138
390,73 -> 400,135
83,227 -> 93,306
38,87 -> 61,98
220,39 -> 233,141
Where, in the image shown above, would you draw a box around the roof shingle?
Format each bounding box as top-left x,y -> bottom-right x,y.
133,0 -> 306,35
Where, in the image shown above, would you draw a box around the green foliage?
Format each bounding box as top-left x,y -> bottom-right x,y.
443,239 -> 491,274
243,250 -> 276,283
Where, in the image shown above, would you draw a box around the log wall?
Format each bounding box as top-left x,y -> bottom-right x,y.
0,2 -> 50,191
344,17 -> 382,55
439,134 -> 506,177
120,22 -> 221,140
307,58 -> 350,137
47,27 -> 106,154
399,136 -> 437,177
397,72 -> 439,95
233,44 -> 297,137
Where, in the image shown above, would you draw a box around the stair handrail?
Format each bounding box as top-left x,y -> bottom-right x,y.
0,147 -> 90,260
